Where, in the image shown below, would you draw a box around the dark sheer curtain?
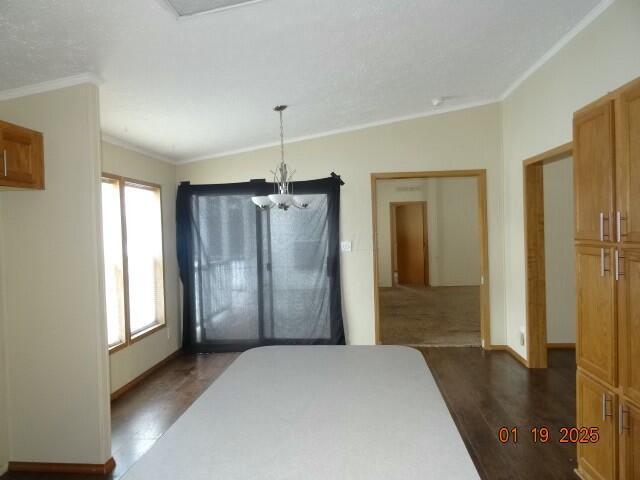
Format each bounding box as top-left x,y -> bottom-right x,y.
176,176 -> 345,352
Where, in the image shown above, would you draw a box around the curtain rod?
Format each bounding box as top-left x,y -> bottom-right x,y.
330,172 -> 345,185
250,173 -> 345,186
182,174 -> 345,187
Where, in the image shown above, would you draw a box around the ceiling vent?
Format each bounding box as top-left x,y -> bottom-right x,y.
161,0 -> 266,17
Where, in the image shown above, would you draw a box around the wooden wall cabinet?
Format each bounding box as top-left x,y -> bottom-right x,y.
575,76 -> 640,480
616,79 -> 640,245
576,245 -> 617,386
0,119 -> 44,189
577,371 -> 618,480
620,401 -> 640,480
618,248 -> 640,407
573,100 -> 615,242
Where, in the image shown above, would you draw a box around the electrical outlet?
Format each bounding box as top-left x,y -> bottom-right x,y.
519,328 -> 525,346
340,241 -> 352,252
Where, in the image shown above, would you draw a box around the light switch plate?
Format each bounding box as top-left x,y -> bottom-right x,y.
340,241 -> 352,252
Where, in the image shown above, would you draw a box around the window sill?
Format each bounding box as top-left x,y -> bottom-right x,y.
108,341 -> 127,355
107,323 -> 166,353
131,322 -> 166,344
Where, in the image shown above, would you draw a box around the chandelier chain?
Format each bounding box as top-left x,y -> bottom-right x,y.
279,109 -> 285,165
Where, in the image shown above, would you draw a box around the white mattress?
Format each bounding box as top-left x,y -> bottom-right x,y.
120,346 -> 479,479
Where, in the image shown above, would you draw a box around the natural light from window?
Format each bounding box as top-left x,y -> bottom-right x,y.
101,178 -> 126,347
124,182 -> 165,335
101,175 -> 166,350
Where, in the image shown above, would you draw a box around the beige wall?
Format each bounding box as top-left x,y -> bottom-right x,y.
0,85 -> 111,464
501,0 -> 640,357
436,177 -> 481,286
543,156 -> 576,344
376,177 -> 480,288
0,197 -> 8,474
177,103 -> 505,346
101,141 -> 181,393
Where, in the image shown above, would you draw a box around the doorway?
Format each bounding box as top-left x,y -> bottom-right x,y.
523,142 -> 575,368
371,170 -> 490,348
391,201 -> 428,286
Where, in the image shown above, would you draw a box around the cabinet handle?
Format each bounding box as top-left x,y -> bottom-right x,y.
619,404 -> 623,434
602,393 -> 613,421
617,211 -> 628,242
619,405 -> 630,435
2,149 -> 6,177
615,250 -> 625,281
600,212 -> 610,241
600,249 -> 610,277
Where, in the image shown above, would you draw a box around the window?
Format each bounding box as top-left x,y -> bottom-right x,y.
101,175 -> 166,351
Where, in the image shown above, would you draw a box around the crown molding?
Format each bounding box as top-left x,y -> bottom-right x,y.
499,0 -> 615,101
101,134 -> 178,165
0,73 -> 104,101
180,97 -> 499,164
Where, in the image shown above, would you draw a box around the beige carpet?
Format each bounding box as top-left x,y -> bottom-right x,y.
379,285 -> 481,346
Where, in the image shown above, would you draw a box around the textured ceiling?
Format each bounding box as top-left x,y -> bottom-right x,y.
0,0 -> 601,162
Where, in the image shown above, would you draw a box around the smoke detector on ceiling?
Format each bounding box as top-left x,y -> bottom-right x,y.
161,0 -> 267,17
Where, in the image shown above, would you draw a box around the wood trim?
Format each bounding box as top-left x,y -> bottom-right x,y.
390,201 -> 429,287
371,170 -> 491,348
487,345 -> 530,367
121,176 -> 162,190
108,341 -> 127,355
101,173 -> 167,353
477,170 -> 491,347
547,343 -> 576,349
110,349 -> 182,402
524,161 -> 548,368
390,203 -> 397,286
484,344 -> 507,351
573,92 -> 616,119
130,322 -> 166,344
371,174 -> 381,344
371,169 -> 486,180
523,143 -> 573,368
9,457 -> 115,475
522,142 -> 572,167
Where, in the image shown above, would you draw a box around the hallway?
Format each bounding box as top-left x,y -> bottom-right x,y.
380,285 -> 480,346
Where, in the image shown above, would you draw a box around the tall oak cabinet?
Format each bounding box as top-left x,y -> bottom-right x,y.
575,76 -> 640,480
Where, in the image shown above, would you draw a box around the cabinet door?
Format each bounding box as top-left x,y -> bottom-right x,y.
0,120 -> 44,189
576,246 -> 617,386
620,401 -> 640,480
616,78 -> 640,244
577,371 -> 618,480
619,249 -> 640,405
574,100 -> 615,242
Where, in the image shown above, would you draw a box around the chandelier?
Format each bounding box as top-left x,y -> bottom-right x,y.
251,106 -> 309,210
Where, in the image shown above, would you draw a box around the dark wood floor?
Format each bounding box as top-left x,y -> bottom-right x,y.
421,347 -> 577,480
1,347 -> 576,480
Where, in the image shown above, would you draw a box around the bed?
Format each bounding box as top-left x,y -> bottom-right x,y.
120,346 -> 479,479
